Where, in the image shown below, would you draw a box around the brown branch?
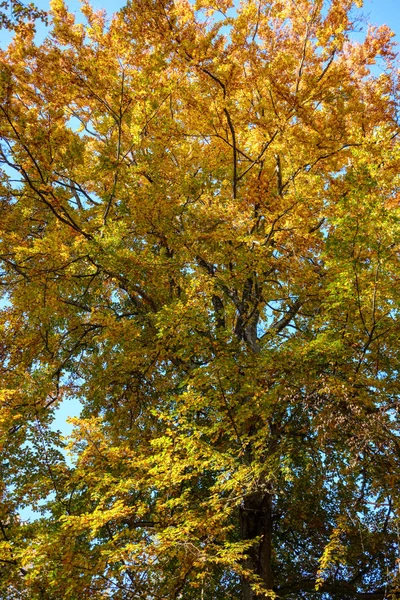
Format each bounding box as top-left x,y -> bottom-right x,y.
276,579 -> 388,599
260,298 -> 303,340
223,107 -> 238,199
200,67 -> 226,97
0,149 -> 92,238
237,131 -> 279,181
316,49 -> 336,84
295,22 -> 310,95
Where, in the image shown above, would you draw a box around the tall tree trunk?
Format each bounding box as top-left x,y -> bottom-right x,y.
240,491 -> 274,600
233,279 -> 273,598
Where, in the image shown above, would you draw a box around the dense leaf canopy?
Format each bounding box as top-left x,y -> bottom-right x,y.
0,0 -> 399,598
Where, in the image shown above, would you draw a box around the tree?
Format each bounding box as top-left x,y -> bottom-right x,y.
0,0 -> 399,597
0,0 -> 47,33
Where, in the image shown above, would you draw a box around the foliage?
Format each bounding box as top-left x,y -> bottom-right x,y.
0,0 -> 400,598
0,0 -> 47,32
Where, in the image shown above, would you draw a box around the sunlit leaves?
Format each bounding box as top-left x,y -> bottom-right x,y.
0,0 -> 399,598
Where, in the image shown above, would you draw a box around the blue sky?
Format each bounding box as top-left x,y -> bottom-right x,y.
45,0 -> 400,39
56,0 -> 400,38
363,0 -> 399,37
2,0 -> 400,516
1,0 -> 399,41
26,0 -> 398,466
2,0 -> 399,436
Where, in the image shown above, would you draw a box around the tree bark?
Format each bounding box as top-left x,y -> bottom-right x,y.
240,491 -> 274,600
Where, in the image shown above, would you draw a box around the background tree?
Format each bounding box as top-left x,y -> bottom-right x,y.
0,0 -> 400,598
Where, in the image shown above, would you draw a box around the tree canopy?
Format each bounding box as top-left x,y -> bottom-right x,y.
0,0 -> 400,598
